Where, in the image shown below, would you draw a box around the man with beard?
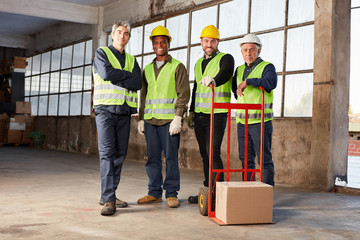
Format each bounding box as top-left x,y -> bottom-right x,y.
187,25 -> 234,204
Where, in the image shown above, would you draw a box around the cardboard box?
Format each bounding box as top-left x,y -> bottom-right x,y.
16,101 -> 31,114
22,130 -> 32,144
6,130 -> 22,144
12,57 -> 27,69
215,181 -> 273,225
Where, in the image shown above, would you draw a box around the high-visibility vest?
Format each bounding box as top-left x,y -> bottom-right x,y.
194,52 -> 232,114
143,59 -> 181,120
93,47 -> 138,108
235,61 -> 274,124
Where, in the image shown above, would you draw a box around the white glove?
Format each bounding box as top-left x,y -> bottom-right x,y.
200,76 -> 216,87
138,120 -> 145,136
169,116 -> 182,135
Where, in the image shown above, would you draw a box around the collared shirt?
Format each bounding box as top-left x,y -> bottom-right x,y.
93,45 -> 142,115
139,55 -> 190,126
189,50 -> 235,112
232,57 -> 277,98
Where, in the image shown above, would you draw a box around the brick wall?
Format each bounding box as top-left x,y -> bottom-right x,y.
348,139 -> 360,156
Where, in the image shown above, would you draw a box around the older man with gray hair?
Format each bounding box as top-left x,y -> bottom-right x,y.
93,20 -> 142,215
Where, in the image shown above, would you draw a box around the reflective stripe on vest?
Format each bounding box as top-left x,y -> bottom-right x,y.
235,61 -> 274,124
93,47 -> 138,108
194,52 -> 232,114
143,59 -> 181,120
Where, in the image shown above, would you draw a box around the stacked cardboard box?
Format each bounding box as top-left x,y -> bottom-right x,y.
0,57 -> 27,74
0,113 -> 10,144
0,101 -> 33,145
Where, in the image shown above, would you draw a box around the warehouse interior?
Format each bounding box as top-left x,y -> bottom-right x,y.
1,0 -> 360,239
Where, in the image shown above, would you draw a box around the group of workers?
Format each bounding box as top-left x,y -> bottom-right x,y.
92,20 -> 277,216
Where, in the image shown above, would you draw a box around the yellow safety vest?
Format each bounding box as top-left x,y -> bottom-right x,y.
93,47 -> 138,108
194,52 -> 232,114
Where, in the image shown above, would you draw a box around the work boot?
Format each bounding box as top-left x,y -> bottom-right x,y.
188,195 -> 198,204
137,195 -> 162,204
99,198 -> 128,208
167,197 -> 179,208
100,201 -> 116,216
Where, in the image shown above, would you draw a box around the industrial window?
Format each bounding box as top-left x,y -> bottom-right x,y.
108,0 -> 314,118
350,1 -> 360,115
24,39 -> 93,116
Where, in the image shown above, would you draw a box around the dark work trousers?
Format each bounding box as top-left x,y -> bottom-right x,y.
237,120 -> 274,186
95,110 -> 130,203
194,112 -> 227,187
144,122 -> 180,199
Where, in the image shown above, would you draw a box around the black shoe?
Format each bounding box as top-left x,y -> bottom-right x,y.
188,195 -> 198,204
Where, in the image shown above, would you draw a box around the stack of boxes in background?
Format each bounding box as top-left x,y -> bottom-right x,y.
0,101 -> 33,146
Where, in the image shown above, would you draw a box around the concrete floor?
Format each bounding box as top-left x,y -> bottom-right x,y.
1,147 -> 360,240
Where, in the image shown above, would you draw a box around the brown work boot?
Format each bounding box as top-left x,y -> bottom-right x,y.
99,198 -> 128,208
167,197 -> 179,208
137,195 -> 162,204
100,201 -> 116,216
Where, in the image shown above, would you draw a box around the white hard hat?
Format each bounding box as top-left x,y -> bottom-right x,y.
240,34 -> 262,48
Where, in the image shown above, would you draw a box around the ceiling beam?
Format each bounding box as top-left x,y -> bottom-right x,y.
0,0 -> 98,25
0,34 -> 30,49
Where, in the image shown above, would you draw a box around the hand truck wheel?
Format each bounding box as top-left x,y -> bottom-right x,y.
198,187 -> 209,216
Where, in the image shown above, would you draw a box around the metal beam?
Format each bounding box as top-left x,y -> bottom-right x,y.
0,0 -> 98,25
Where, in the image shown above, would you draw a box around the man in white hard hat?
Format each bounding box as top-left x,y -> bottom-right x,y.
232,33 -> 277,186
137,26 -> 190,208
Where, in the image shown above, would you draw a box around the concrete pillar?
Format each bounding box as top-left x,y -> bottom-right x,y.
311,0 -> 350,190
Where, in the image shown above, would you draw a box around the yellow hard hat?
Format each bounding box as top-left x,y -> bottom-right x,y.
149,25 -> 172,43
200,25 -> 219,39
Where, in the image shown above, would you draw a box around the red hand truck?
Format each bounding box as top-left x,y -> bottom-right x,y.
198,84 -> 265,225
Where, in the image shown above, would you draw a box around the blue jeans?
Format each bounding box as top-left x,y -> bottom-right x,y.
95,109 -> 130,202
237,120 -> 274,186
194,113 -> 227,187
144,122 -> 180,198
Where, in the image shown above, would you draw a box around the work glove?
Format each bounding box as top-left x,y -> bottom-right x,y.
200,76 -> 216,87
187,112 -> 195,128
169,116 -> 182,135
138,120 -> 145,136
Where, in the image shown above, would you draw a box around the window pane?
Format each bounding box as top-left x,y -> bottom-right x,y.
169,49 -> 187,68
191,6 -> 217,44
353,0 -> 360,7
73,42 -> 85,67
70,93 -> 82,115
82,91 -> 91,115
286,25 -> 314,71
189,46 -> 203,81
143,54 -> 156,69
48,95 -> 58,116
71,67 -> 83,91
273,75 -> 282,117
136,57 -> 143,69
108,33 -> 112,46
25,77 -> 31,96
41,52 -> 50,73
258,31 -> 284,73
284,73 -> 313,117
83,66 -> 92,91
85,40 -> 93,64
288,0 -> 314,25
350,8 -> 360,114
32,55 -> 41,75
126,26 -> 143,55
144,20 -> 165,54
60,70 -> 71,93
251,0 -> 285,32
31,76 -> 40,95
59,94 -> 69,116
167,14 -> 189,48
62,46 -> 72,69
219,38 -> 242,72
38,96 -> 48,116
30,97 -> 38,116
40,74 -> 49,94
26,57 -> 32,76
51,49 -> 61,71
50,72 -> 60,93
219,0 -> 248,38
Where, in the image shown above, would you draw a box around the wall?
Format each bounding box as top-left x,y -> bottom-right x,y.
34,116 -> 313,187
